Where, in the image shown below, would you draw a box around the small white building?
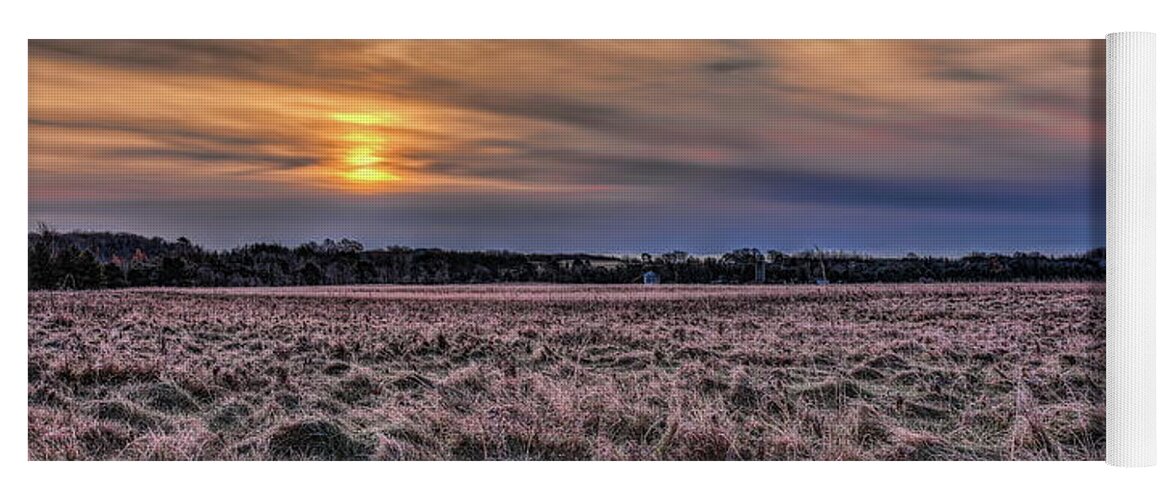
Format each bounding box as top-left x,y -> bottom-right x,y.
642,271 -> 660,285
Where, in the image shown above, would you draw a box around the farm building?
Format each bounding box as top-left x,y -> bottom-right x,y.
642,271 -> 660,285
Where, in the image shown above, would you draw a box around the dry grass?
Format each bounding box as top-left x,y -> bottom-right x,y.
28,283 -> 1105,460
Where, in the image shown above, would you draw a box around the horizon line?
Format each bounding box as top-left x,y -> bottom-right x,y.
29,228 -> 1106,260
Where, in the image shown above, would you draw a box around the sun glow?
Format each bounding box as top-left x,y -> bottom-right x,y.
345,145 -> 382,167
332,110 -> 401,185
330,111 -> 399,126
343,166 -> 400,182
344,131 -> 385,144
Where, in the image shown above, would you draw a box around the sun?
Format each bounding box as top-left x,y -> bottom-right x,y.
331,110 -> 401,185
343,166 -> 400,183
345,145 -> 382,167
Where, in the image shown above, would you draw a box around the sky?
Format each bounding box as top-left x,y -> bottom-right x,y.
28,40 -> 1105,256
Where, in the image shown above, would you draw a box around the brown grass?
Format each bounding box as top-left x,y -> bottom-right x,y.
28,283 -> 1105,460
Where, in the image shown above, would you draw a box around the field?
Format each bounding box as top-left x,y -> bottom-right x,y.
28,283 -> 1105,460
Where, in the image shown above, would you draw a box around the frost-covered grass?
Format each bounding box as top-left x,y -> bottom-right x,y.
28,283 -> 1104,460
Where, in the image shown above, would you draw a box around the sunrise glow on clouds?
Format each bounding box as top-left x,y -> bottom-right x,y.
28,40 -> 1104,254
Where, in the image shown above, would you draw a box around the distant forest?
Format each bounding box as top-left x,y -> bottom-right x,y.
27,229 -> 1106,290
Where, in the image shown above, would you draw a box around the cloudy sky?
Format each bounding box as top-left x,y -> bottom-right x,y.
28,40 -> 1104,255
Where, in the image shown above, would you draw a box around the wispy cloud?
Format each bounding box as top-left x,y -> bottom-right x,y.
28,40 -> 1104,254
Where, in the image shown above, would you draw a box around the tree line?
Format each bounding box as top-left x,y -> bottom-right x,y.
27,229 -> 1106,290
